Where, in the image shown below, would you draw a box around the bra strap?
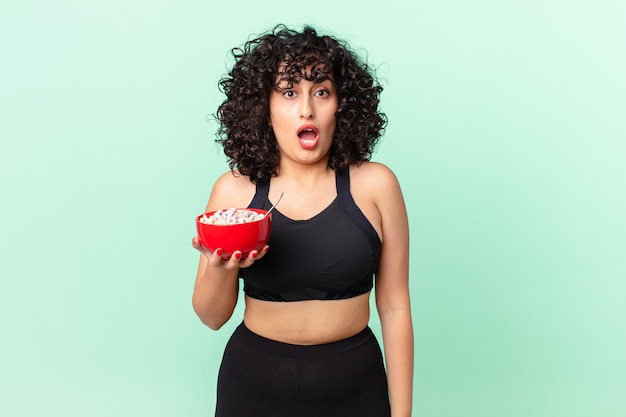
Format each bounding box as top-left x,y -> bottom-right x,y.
248,179 -> 270,209
336,168 -> 382,256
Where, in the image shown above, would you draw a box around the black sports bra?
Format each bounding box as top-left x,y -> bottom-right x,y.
240,169 -> 381,302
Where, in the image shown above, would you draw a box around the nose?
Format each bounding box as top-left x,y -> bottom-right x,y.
299,96 -> 314,119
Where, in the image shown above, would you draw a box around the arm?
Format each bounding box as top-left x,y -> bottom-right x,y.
191,242 -> 241,330
371,165 -> 414,417
191,172 -> 266,330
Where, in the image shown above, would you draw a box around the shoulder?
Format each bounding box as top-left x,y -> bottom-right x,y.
206,170 -> 257,211
349,161 -> 406,217
349,161 -> 401,190
213,170 -> 253,190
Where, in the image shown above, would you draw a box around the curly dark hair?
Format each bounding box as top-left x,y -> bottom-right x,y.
215,24 -> 387,184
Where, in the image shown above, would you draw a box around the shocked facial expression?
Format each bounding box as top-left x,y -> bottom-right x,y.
269,74 -> 338,167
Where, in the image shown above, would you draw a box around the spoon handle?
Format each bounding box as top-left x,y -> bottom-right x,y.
265,192 -> 284,217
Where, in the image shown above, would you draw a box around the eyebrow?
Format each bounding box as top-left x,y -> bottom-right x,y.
274,72 -> 334,92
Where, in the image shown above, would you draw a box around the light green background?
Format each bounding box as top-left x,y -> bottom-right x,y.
1,0 -> 625,416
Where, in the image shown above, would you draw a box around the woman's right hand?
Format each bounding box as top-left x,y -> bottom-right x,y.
191,236 -> 269,270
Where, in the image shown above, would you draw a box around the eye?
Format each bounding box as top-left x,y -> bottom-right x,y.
315,89 -> 330,97
283,90 -> 296,98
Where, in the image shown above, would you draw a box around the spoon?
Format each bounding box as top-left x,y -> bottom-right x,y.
264,192 -> 284,218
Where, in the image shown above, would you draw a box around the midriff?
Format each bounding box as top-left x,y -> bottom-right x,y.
243,292 -> 371,345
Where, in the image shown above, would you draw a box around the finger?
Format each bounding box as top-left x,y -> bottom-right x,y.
254,245 -> 270,260
192,237 -> 210,253
238,246 -> 269,268
206,248 -> 226,267
192,237 -> 216,264
215,251 -> 239,270
238,250 -> 258,268
230,250 -> 243,264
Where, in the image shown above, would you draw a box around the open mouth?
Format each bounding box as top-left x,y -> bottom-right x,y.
297,125 -> 319,149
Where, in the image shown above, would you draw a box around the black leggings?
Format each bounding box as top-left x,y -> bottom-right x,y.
215,323 -> 391,417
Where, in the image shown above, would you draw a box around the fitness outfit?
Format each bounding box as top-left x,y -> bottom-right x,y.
215,169 -> 391,417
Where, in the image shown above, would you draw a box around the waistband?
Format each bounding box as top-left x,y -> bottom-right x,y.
232,322 -> 375,359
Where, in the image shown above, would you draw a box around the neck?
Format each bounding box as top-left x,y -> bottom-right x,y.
276,160 -> 333,186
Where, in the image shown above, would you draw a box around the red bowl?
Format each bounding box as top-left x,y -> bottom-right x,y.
195,208 -> 271,259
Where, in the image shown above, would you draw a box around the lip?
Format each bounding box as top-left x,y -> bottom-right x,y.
297,124 -> 319,136
296,124 -> 320,150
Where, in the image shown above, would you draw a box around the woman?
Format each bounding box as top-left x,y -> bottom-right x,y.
192,25 -> 413,417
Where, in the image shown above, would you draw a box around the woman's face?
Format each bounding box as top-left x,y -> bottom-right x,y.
269,71 -> 338,168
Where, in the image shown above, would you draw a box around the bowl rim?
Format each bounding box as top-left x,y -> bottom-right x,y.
196,208 -> 270,226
